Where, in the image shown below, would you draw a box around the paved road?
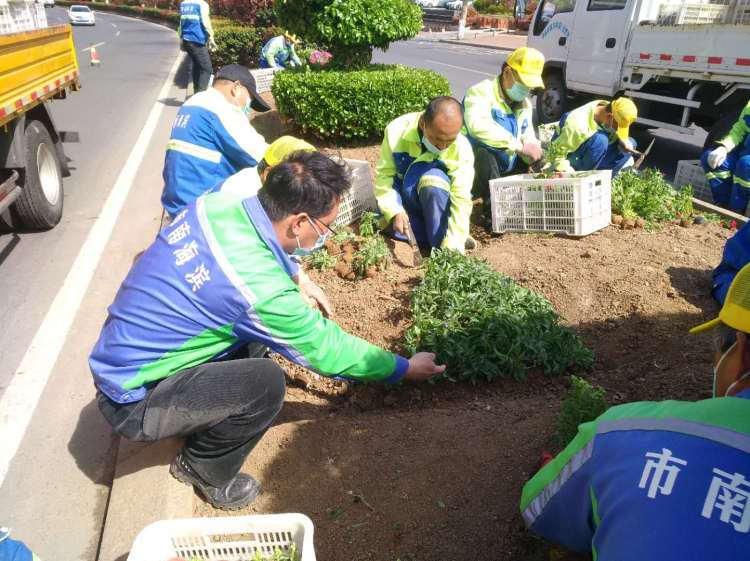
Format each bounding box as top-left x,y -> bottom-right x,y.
375,39 -> 707,176
0,8 -> 183,559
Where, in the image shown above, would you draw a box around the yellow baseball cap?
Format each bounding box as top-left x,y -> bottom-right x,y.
283,32 -> 301,44
691,263 -> 750,334
264,136 -> 315,167
506,47 -> 545,89
611,97 -> 638,142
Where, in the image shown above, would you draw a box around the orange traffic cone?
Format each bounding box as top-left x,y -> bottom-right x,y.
90,45 -> 100,67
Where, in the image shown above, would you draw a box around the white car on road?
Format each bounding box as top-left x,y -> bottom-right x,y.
68,5 -> 95,25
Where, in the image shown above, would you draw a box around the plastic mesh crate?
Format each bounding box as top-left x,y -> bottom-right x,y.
127,514 -> 316,561
489,170 -> 611,236
250,68 -> 281,94
674,159 -> 711,201
333,158 -> 377,228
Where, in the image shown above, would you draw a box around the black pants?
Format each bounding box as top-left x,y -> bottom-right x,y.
473,144 -> 528,213
97,357 -> 286,487
182,40 -> 212,93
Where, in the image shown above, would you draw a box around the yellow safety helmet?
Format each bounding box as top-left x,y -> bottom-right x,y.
611,97 -> 638,142
264,136 -> 315,167
691,262 -> 750,334
283,32 -> 301,45
506,47 -> 545,89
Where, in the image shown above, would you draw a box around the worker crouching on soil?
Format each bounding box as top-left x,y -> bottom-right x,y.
462,47 -> 545,202
89,152 -> 446,510
520,263 -> 750,560
374,96 -> 476,252
701,100 -> 750,214
546,97 -> 639,177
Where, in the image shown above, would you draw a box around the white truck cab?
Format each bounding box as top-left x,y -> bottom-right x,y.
528,0 -> 750,145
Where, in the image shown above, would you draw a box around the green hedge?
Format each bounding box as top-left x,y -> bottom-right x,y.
211,25 -> 279,68
271,65 -> 450,141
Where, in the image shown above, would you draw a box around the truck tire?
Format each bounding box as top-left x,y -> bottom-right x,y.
13,120 -> 64,229
537,71 -> 566,124
703,112 -> 739,150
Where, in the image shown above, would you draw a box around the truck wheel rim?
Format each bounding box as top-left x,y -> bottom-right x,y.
541,88 -> 562,121
37,142 -> 61,206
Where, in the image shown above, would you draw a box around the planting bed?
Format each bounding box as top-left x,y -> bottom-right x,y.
196,96 -> 734,561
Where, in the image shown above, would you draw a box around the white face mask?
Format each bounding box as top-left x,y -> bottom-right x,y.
292,217 -> 329,257
422,135 -> 445,156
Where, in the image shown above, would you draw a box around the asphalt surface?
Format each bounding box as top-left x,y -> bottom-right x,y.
0,8 -> 183,559
375,38 -> 707,176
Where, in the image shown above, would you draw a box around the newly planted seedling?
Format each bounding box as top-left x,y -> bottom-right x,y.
554,376 -> 607,447
611,168 -> 694,228
405,250 -> 592,383
353,235 -> 392,277
305,249 -> 337,270
358,211 -> 378,238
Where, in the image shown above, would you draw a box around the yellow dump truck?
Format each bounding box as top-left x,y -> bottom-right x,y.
0,24 -> 80,229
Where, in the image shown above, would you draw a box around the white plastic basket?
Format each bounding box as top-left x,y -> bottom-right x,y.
127,514 -> 316,561
333,158 -> 378,227
250,68 -> 282,94
674,159 -> 711,201
489,170 -> 612,236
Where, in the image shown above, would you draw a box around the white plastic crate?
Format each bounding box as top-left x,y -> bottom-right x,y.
333,158 -> 378,227
489,170 -> 612,236
250,67 -> 282,94
674,159 -> 712,201
128,514 -> 316,561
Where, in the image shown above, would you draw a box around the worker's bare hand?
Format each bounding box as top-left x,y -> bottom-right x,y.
296,271 -> 334,317
392,212 -> 409,237
520,138 -> 544,162
405,352 -> 446,382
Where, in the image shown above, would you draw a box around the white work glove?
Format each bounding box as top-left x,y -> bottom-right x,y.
555,159 -> 574,174
707,146 -> 728,169
209,38 -> 218,51
519,138 -> 544,162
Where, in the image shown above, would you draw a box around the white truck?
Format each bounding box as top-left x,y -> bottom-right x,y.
528,0 -> 750,146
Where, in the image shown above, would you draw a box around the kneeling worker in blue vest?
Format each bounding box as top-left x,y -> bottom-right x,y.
375,97 -> 476,252
520,264 -> 750,560
90,151 -> 446,510
546,98 -> 639,176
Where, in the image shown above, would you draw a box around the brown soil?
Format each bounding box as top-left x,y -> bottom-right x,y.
196,187 -> 731,561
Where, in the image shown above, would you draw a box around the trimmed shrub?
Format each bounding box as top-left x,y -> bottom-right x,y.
211,0 -> 276,27
271,65 -> 450,141
212,25 -> 280,69
554,376 -> 608,447
275,0 -> 423,68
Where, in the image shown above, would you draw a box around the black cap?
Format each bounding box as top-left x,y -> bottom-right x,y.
215,64 -> 272,113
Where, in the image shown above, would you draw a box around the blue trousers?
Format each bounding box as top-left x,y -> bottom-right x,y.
700,145 -> 750,214
556,113 -> 634,176
387,161 -> 452,249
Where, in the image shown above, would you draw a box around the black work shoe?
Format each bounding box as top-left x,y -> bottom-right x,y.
170,453 -> 261,510
465,236 -> 477,250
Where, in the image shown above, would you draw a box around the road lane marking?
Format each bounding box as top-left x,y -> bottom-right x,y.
0,53 -> 184,486
82,41 -> 106,52
116,30 -> 121,37
111,22 -> 117,28
425,59 -> 494,76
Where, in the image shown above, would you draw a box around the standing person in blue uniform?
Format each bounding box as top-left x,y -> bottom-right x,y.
179,0 -> 216,94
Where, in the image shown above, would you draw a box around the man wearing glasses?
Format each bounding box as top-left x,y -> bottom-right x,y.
90,152 -> 445,511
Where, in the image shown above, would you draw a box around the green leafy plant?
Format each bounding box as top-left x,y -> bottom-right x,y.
249,543 -> 300,561
275,0 -> 422,69
358,211 -> 378,238
554,376 -> 608,447
305,249 -> 337,270
332,227 -> 356,244
272,65 -> 450,141
611,168 -> 694,225
352,234 -> 392,277
405,250 -> 593,383
212,25 -> 281,68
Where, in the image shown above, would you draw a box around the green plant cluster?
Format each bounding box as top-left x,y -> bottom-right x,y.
554,376 -> 608,447
275,0 -> 422,68
212,25 -> 280,68
272,65 -> 450,141
473,0 -> 513,15
405,250 -> 593,383
612,168 -> 694,224
353,234 -> 392,276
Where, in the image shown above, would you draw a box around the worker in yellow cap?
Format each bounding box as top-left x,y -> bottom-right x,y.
521,263 -> 750,561
462,47 -> 546,205
546,97 -> 638,177
260,32 -> 302,69
213,135 -> 315,199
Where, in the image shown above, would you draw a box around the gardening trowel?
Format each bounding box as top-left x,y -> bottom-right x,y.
404,221 -> 422,267
632,138 -> 655,171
